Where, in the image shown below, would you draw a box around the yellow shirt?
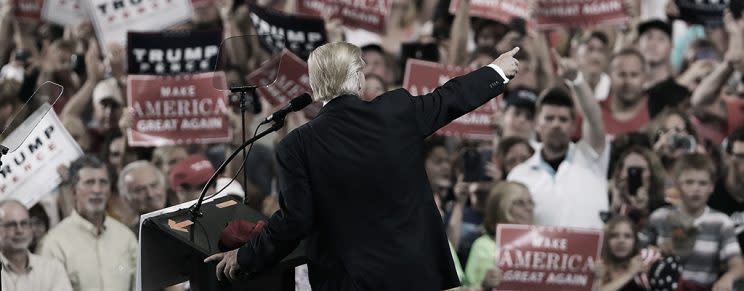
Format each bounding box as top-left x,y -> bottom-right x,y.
38,211 -> 138,291
0,251 -> 73,291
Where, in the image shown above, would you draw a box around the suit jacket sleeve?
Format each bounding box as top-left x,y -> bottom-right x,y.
412,66 -> 507,137
237,131 -> 312,276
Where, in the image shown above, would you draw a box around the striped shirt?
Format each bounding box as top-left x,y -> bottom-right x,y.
648,206 -> 742,286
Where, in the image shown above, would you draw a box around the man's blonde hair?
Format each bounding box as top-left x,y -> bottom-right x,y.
308,42 -> 365,102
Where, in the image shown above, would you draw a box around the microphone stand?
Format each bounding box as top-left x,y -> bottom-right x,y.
189,119 -> 283,220
229,85 -> 262,206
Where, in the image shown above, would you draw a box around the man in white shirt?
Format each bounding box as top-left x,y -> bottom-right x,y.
39,155 -> 138,291
508,52 -> 609,229
0,199 -> 72,291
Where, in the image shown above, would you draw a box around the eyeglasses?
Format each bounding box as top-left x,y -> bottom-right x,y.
0,220 -> 30,231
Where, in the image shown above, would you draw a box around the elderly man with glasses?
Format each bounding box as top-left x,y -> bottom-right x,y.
0,199 -> 72,291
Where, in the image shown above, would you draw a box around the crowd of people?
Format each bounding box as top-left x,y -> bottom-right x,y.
1,0 -> 744,290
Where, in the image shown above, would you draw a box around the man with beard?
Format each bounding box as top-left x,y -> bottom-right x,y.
708,128 -> 744,249
600,48 -> 651,136
0,200 -> 72,291
507,51 -> 608,229
39,155 -> 138,291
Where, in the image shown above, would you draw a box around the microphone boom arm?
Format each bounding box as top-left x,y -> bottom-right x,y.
189,119 -> 285,219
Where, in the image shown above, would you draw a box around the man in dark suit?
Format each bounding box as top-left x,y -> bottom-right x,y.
205,42 -> 520,291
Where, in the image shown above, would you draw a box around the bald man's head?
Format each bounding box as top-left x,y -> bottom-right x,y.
0,200 -> 32,252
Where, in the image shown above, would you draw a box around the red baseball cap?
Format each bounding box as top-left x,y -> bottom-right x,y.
169,154 -> 215,191
218,220 -> 266,251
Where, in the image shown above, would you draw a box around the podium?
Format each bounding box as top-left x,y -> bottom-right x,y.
139,195 -> 306,291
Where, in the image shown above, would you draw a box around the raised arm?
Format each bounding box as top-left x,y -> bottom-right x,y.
552,49 -> 606,154
0,4 -> 14,65
692,10 -> 744,108
61,39 -> 104,121
415,48 -> 520,137
447,0 -> 471,66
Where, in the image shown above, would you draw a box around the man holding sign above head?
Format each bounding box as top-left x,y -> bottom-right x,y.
205,41 -> 520,290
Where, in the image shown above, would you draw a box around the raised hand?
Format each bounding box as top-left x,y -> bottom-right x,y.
551,48 -> 580,81
491,47 -> 520,78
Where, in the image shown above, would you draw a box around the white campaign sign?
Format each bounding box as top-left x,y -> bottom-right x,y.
87,0 -> 192,53
42,0 -> 86,26
0,104 -> 83,207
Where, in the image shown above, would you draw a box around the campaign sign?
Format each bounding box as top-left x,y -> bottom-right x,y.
245,49 -> 311,107
402,59 -> 498,140
495,224 -> 603,291
675,0 -> 727,26
0,104 -> 83,206
448,0 -> 531,24
127,30 -> 223,75
15,0 -> 44,21
536,0 -> 628,29
87,0 -> 192,53
41,0 -> 85,26
248,3 -> 327,60
298,0 -> 391,33
127,72 -> 231,146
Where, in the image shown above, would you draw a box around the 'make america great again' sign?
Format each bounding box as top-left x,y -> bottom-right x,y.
126,72 -> 231,146
495,224 -> 603,291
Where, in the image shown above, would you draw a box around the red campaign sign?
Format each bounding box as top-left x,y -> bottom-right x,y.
402,59 -> 498,140
495,224 -> 603,291
298,0 -> 391,33
127,72 -> 231,147
536,0 -> 628,29
15,0 -> 44,21
246,49 -> 312,107
449,0 -> 531,25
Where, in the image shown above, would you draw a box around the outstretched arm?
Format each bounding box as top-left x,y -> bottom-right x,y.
414,48 -> 521,137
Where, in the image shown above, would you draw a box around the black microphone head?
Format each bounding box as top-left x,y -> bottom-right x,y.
290,93 -> 313,112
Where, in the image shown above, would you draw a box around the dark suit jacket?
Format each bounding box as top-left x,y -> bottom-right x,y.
237,67 -> 507,291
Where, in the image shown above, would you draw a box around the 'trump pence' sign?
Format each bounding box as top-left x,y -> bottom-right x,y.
495,224 -> 603,291
402,59 -> 498,140
127,30 -> 223,75
248,3 -> 327,60
42,0 -> 85,26
0,104 -> 83,206
87,0 -> 192,52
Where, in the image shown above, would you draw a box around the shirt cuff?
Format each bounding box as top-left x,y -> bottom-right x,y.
487,64 -> 509,84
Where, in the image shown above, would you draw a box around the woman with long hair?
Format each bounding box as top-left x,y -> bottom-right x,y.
597,216 -> 647,291
608,146 -> 667,230
464,181 -> 534,289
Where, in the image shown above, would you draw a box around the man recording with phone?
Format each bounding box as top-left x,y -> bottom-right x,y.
205,42 -> 520,290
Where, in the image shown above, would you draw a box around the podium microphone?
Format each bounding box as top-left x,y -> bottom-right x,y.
260,93 -> 313,125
